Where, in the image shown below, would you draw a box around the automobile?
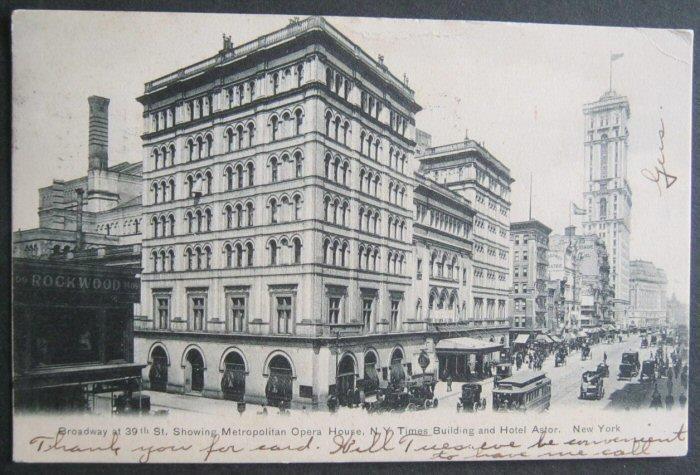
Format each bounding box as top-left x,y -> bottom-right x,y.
597,362 -> 610,378
639,360 -> 657,382
581,345 -> 591,361
494,363 -> 513,384
580,371 -> 604,400
457,383 -> 486,412
555,351 -> 566,367
641,337 -> 649,349
618,352 -> 640,380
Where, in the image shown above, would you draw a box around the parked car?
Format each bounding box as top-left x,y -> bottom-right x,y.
580,371 -> 604,400
639,360 -> 657,382
597,362 -> 610,378
457,383 -> 486,412
618,352 -> 640,380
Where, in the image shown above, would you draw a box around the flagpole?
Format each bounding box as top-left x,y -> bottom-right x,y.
609,52 -> 612,92
528,172 -> 533,221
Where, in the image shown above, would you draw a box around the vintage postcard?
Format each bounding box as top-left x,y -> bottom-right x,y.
11,10 -> 691,463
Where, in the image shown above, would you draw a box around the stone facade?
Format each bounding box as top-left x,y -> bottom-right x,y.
629,260 -> 667,329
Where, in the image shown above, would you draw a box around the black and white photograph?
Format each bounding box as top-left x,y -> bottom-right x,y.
11,10 -> 692,463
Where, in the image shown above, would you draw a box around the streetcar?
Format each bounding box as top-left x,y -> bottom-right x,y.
492,371 -> 551,412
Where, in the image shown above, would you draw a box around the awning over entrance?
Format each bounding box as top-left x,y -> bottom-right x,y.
435,337 -> 503,353
513,334 -> 531,345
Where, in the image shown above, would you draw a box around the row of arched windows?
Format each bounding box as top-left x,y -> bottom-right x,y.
387,215 -> 407,240
268,236 -> 303,266
357,243 -> 381,272
388,145 -> 407,173
324,153 -> 350,185
270,150 -> 304,183
224,241 -> 255,268
152,178 -> 176,203
151,214 -> 176,238
224,161 -> 255,190
388,180 -> 407,206
358,206 -> 380,234
185,208 -> 213,234
358,167 -> 381,197
269,109 -> 304,142
359,129 -> 381,160
185,245 -> 213,270
322,237 -> 350,267
153,143 -> 176,169
186,134 -> 214,162
428,288 -> 460,311
151,248 -> 176,272
96,218 -> 141,237
387,251 -> 406,275
324,195 -> 350,227
324,109 -> 351,146
269,194 -> 303,224
224,202 -> 254,229
224,122 -> 256,152
325,67 -> 351,100
429,250 -> 460,281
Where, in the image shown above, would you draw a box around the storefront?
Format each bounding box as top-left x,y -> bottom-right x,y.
435,337 -> 503,382
13,258 -> 144,412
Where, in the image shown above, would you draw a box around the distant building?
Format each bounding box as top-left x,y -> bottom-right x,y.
12,96 -> 143,266
666,293 -> 687,327
629,260 -> 667,329
547,227 -> 581,331
581,90 -> 632,327
576,234 -> 612,328
509,219 -> 552,332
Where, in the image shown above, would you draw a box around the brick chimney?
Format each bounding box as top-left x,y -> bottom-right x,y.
88,96 -> 110,171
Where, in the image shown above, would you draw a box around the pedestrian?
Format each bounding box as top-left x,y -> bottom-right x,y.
603,352 -> 607,363
447,375 -> 452,392
665,394 -> 674,410
258,404 -> 268,415
678,393 -> 687,408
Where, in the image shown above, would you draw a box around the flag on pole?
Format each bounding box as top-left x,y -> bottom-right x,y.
571,202 -> 586,215
611,52 -> 624,61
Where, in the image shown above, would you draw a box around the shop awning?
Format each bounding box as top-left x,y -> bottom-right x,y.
513,333 -> 531,345
535,334 -> 550,343
435,337 -> 503,353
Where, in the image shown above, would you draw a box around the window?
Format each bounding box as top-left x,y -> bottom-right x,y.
390,299 -> 400,331
188,293 -> 207,331
228,295 -> 246,332
276,296 -> 292,334
270,199 -> 278,224
154,294 -> 170,329
362,298 -> 373,332
295,152 -> 303,178
295,109 -> 303,135
293,195 -> 301,220
271,116 -> 279,141
271,157 -> 278,183
293,238 -> 302,264
269,240 -> 278,265
328,297 -> 340,324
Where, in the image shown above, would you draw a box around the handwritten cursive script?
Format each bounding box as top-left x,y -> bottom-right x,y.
641,111 -> 678,194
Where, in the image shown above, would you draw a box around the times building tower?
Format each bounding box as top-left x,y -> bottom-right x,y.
581,90 -> 631,328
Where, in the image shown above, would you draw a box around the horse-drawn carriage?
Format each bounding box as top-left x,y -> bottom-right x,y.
457,383 -> 487,412
581,345 -> 591,361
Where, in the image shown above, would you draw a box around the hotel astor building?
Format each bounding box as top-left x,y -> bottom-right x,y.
134,17 -> 511,408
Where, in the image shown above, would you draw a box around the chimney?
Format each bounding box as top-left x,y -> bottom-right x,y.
75,188 -> 85,250
88,96 -> 110,171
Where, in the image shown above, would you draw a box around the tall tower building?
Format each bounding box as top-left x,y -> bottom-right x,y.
581,90 -> 631,327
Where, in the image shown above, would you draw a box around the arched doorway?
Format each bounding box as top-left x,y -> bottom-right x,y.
336,354 -> 356,406
363,351 -> 380,395
390,348 -> 405,388
149,346 -> 168,392
265,354 -> 293,407
184,348 -> 205,393
221,351 -> 246,401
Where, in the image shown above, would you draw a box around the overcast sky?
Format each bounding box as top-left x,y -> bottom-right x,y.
12,11 -> 693,303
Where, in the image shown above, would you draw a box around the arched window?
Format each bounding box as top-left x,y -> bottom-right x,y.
247,122 -> 255,146
196,136 -> 204,159
342,161 -> 349,185
225,167 -> 234,191
269,240 -> 278,265
247,162 -> 255,186
205,134 -> 213,157
324,196 -> 331,221
235,243 -> 243,267
168,215 -> 175,236
236,125 -> 244,149
168,249 -> 175,271
246,202 -> 254,226
340,241 -> 348,266
270,116 -> 279,141
270,198 -> 278,224
293,238 -> 302,264
225,243 -> 234,267
236,203 -> 243,228
360,131 -> 366,155
293,195 -> 301,221
326,67 -> 333,88
204,246 -> 212,269
186,248 -> 194,270
324,154 -> 331,178
281,112 -> 291,138
153,149 -> 160,169
272,72 -> 280,95
168,178 -> 175,201
226,129 -> 234,151
295,109 -> 303,135
324,240 -> 331,265
151,216 -> 159,238
236,164 -> 244,189
225,205 -> 234,229
246,242 -> 254,266
294,152 -> 303,178
296,64 -> 304,87
187,139 -> 194,161
205,171 -> 213,195
334,116 -> 341,141
270,157 -> 279,183
342,121 -> 349,145
325,111 -> 332,137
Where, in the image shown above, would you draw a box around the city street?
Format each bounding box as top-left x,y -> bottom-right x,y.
108,334 -> 687,418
